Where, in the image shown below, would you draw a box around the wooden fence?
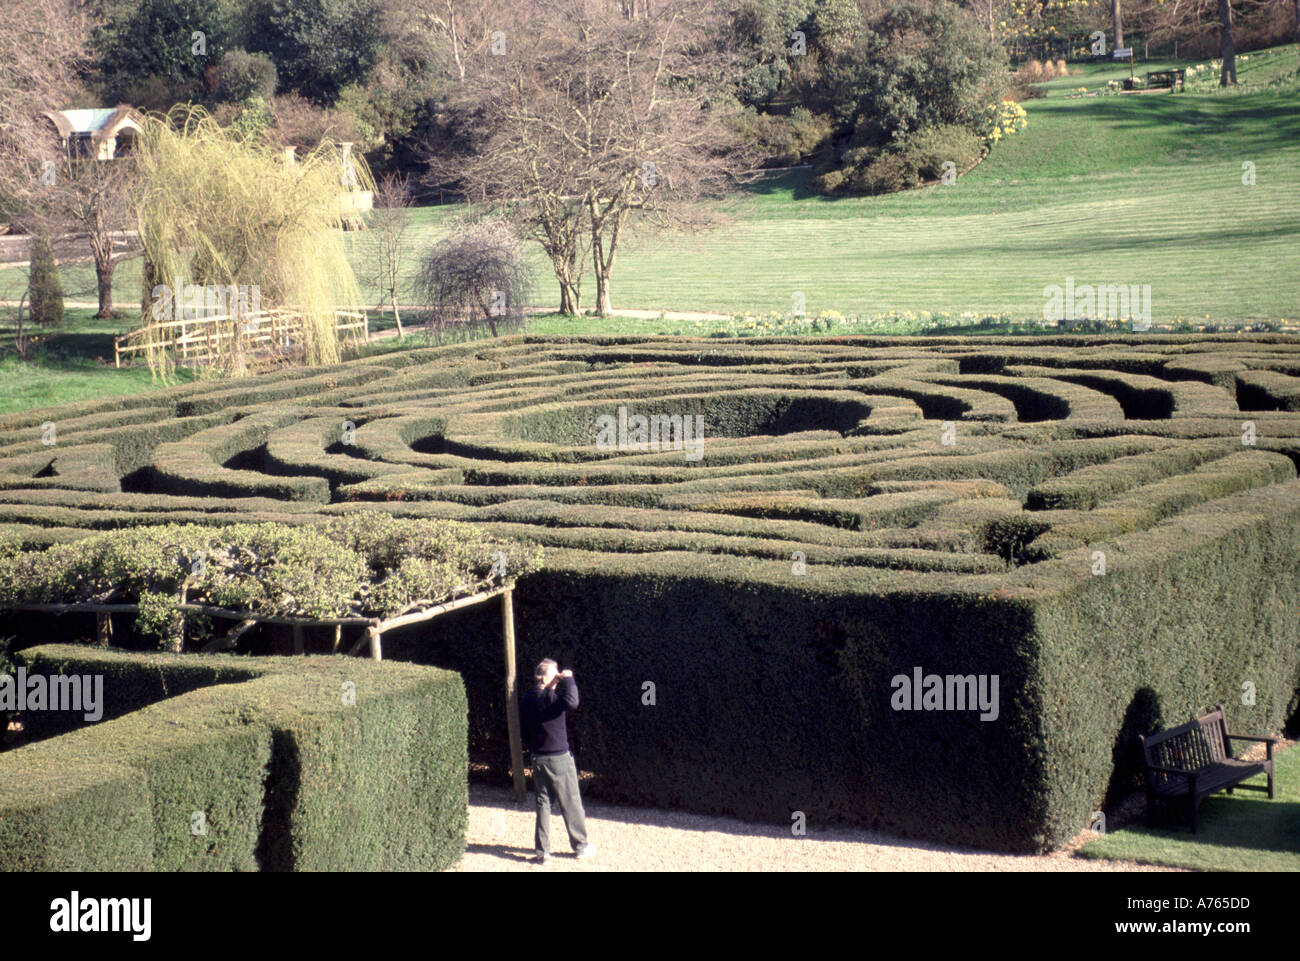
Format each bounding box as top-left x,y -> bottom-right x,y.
115,307 -> 369,369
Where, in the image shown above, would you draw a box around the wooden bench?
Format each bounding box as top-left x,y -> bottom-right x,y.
1139,704 -> 1276,832
1146,69 -> 1186,91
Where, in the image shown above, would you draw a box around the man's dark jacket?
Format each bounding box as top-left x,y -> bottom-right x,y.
520,677 -> 579,756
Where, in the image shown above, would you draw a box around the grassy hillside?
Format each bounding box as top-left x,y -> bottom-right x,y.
340,46 -> 1300,325
582,48 -> 1300,323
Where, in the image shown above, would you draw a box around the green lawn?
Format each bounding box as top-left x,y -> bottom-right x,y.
339,46 -> 1300,327
0,308 -> 196,415
1080,744 -> 1300,872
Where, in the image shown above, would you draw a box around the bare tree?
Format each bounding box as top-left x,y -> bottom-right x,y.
0,0 -> 92,222
414,218 -> 533,339
367,172 -> 415,337
44,152 -> 139,317
428,0 -> 755,316
1113,0 -> 1126,49
1219,0 -> 1239,83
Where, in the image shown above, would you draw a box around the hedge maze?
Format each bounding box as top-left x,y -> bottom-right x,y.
2,334 -> 1300,853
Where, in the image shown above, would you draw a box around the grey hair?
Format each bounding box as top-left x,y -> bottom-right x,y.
534,659 -> 558,685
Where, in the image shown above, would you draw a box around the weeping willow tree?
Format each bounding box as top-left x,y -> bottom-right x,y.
133,105 -> 375,379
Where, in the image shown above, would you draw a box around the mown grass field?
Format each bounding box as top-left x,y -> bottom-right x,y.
343,45 -> 1300,325
1080,744 -> 1300,871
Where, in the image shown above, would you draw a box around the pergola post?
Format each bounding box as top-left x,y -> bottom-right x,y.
501,583 -> 526,802
367,625 -> 382,662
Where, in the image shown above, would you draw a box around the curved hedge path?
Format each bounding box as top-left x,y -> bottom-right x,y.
2,333 -> 1299,852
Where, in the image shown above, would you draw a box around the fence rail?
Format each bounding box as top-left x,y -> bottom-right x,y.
115,307 -> 369,369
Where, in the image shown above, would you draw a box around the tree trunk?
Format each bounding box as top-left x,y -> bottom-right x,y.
14,292 -> 29,360
390,293 -> 404,338
594,274 -> 612,316
141,256 -> 158,317
590,205 -> 626,319
1294,0 -> 1300,53
1112,0 -> 1124,51
94,257 -> 115,318
558,280 -> 580,316
1219,0 -> 1237,86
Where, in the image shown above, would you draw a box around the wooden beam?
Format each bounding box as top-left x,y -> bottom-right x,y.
292,624 -> 304,655
501,586 -> 526,802
332,624 -> 342,653
374,583 -> 510,633
8,603 -> 138,614
96,612 -> 111,646
201,618 -> 257,653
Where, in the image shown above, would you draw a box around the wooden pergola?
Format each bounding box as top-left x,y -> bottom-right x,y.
5,577 -> 529,801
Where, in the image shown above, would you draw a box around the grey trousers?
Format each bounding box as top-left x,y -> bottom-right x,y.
532,751 -> 588,856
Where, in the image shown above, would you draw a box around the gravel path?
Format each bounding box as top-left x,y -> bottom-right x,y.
449,783 -> 1178,872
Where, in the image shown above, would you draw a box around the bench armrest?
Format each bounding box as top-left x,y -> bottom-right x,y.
1224,733 -> 1275,761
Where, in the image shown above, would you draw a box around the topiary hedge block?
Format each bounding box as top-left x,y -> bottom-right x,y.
1,647 -> 468,872
0,757 -> 154,870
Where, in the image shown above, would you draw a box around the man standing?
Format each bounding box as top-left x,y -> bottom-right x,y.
519,658 -> 593,864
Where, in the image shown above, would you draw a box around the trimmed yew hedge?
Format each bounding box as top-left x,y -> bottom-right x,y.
0,645 -> 468,871
394,480 -> 1300,853
3,334 -> 1300,853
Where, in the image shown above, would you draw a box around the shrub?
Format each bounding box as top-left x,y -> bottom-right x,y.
0,516 -> 542,650
729,108 -> 832,167
817,1 -> 1009,141
227,95 -> 275,140
851,151 -> 918,194
981,100 -> 1029,145
811,168 -> 847,195
897,124 -> 986,181
27,234 -> 64,330
215,49 -> 278,103
268,92 -> 364,151
414,218 -> 533,341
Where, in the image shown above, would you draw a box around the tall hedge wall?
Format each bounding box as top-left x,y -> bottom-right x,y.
386,480 -> 1300,853
3,334 -> 1300,854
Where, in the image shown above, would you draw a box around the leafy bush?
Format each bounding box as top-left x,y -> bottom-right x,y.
27,235 -> 64,330
811,168 -> 846,195
822,123 -> 985,195
225,95 -> 275,140
898,124 -> 986,180
0,518 -> 543,648
815,1 -> 1009,142
850,151 -> 918,194
215,49 -> 278,103
247,0 -> 384,105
